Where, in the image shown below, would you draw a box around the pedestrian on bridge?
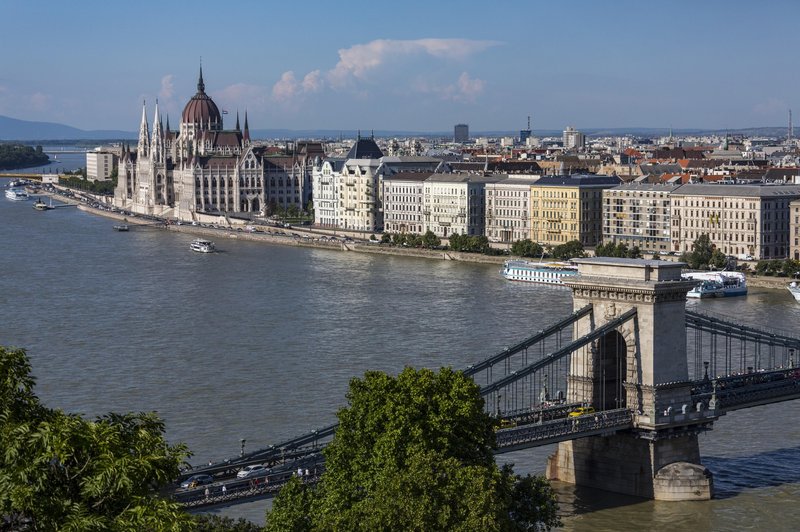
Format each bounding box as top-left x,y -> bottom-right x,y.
204,487 -> 209,500
222,484 -> 227,496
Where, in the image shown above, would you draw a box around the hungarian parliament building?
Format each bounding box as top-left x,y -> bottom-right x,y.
113,67 -> 323,222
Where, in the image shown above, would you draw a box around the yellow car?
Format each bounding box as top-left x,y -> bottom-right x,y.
568,406 -> 596,418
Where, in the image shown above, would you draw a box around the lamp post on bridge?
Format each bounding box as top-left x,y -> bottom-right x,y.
240,438 -> 246,458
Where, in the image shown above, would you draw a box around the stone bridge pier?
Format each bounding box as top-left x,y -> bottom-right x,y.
546,258 -> 714,501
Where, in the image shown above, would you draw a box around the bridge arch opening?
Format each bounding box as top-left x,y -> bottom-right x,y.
598,330 -> 627,410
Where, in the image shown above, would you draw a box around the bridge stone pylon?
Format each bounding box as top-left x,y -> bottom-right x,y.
546,258 -> 715,501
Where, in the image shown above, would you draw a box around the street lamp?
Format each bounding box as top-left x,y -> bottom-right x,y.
240,438 -> 246,458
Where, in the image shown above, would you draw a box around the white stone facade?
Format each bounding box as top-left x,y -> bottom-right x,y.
485,177 -> 538,243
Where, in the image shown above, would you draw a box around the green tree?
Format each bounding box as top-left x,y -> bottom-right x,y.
709,249 -> 728,270
511,239 -> 544,259
551,240 -> 585,260
686,234 -> 714,269
380,233 -> 391,244
265,477 -> 315,532
266,367 -> 560,531
422,230 -> 441,249
0,346 -> 193,531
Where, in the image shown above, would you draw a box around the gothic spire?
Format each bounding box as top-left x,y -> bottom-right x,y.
243,111 -> 250,143
137,100 -> 150,158
235,111 -> 240,131
197,63 -> 205,93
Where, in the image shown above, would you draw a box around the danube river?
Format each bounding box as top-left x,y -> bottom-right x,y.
1,177 -> 799,530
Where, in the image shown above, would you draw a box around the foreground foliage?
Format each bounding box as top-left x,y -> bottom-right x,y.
266,367 -> 560,531
0,346 -> 193,530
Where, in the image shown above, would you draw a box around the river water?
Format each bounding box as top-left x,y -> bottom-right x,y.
1,176 -> 799,530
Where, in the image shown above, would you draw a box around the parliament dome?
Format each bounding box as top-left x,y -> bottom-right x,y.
182,67 -> 222,126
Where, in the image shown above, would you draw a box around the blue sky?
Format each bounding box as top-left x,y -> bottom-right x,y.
1,0 -> 798,132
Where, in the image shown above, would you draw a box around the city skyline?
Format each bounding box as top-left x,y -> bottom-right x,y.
2,0 -> 798,132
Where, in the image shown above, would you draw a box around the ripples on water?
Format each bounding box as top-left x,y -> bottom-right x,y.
1,177 -> 798,529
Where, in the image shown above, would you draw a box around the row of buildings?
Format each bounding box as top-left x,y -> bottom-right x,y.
109,68 -> 800,261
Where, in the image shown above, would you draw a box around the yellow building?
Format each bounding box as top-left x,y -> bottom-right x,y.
531,174 -> 621,247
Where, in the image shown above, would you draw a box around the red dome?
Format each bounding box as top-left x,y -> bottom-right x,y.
181,67 -> 222,126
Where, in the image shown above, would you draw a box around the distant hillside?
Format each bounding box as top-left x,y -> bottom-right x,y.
0,115 -> 133,141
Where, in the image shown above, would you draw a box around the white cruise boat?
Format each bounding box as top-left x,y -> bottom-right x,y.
501,260 -> 579,285
682,271 -> 747,298
788,282 -> 800,302
5,188 -> 29,201
190,239 -> 215,253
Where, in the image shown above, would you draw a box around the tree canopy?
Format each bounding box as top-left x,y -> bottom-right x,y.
550,240 -> 585,260
0,346 -> 193,531
594,241 -> 641,259
0,143 -> 49,170
681,234 -> 715,269
511,239 -> 544,259
266,367 -> 560,531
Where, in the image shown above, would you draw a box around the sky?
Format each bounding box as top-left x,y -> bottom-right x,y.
1,0 -> 799,133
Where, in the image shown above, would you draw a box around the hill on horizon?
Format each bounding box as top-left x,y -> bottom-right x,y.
0,115 -> 790,142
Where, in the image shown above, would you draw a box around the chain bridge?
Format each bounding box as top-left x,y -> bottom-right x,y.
172,258 -> 800,508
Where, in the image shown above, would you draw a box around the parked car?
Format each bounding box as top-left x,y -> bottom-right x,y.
237,464 -> 268,479
180,474 -> 214,489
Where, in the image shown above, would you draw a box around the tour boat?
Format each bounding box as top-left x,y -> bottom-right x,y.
682,271 -> 747,298
788,282 -> 800,302
190,239 -> 216,253
501,260 -> 579,285
113,224 -> 130,231
5,188 -> 29,201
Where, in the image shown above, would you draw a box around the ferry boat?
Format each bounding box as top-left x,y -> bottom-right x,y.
682,271 -> 747,298
190,239 -> 215,253
501,260 -> 579,285
788,282 -> 800,302
113,224 -> 130,231
32,198 -> 52,210
5,188 -> 29,201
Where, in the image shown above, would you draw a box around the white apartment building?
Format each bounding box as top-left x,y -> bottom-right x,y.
602,183 -> 680,254
311,158 -> 345,227
485,177 -> 539,243
562,126 -> 586,151
86,149 -> 115,181
382,173 -> 430,234
338,158 -> 382,232
423,174 -> 502,238
671,184 -> 800,259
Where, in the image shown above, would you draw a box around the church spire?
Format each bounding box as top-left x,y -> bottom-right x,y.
235,111 -> 240,131
137,100 -> 150,158
243,111 -> 250,143
152,99 -> 164,163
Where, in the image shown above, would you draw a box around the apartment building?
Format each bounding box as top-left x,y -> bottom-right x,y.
382,172 -> 430,234
671,184 -> 800,259
86,149 -> 115,181
531,174 -> 621,247
791,198 -> 800,260
602,183 -> 680,254
485,176 -> 539,243
423,174 -> 502,238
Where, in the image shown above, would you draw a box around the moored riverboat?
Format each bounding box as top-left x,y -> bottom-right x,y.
501,260 -> 578,285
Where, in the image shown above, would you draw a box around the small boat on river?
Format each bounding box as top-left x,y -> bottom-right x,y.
788,282 -> 800,302
5,188 -> 29,201
33,198 -> 53,210
113,224 -> 130,232
190,239 -> 215,253
683,271 -> 747,298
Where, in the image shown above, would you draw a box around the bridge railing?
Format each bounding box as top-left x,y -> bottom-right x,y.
495,408 -> 632,452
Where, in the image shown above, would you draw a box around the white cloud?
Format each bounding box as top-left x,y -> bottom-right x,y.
214,83 -> 272,113
159,75 -> 175,100
271,71 -> 299,101
327,38 -> 500,88
301,70 -> 323,93
411,72 -> 486,103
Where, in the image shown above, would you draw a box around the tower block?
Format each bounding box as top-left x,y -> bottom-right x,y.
546,258 -> 715,500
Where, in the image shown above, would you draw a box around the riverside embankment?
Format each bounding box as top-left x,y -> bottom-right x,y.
52,189 -> 798,283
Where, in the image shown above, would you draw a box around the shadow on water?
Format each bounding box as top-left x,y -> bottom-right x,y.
703,446 -> 800,499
